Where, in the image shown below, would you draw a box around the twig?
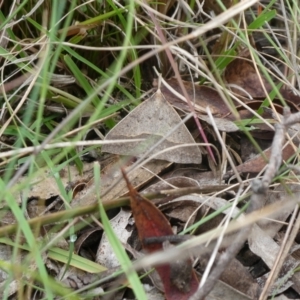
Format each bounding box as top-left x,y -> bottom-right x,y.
189,179 -> 262,300
190,107 -> 291,300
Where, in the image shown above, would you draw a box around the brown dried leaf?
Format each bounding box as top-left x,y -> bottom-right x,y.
280,89 -> 300,107
102,89 -> 202,164
200,253 -> 259,298
122,169 -> 199,299
163,200 -> 200,224
75,227 -> 102,255
71,159 -> 171,208
226,143 -> 295,176
161,78 -> 231,117
257,184 -> 299,238
14,163 -> 94,205
224,53 -> 300,110
249,224 -> 300,295
224,55 -> 272,98
205,280 -> 253,300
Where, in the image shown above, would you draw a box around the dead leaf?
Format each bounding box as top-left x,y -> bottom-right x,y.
14,163 -> 94,205
121,169 -> 199,299
71,158 -> 171,208
164,200 -> 199,224
161,78 -> 231,117
75,227 -> 102,255
206,280 -> 253,300
224,54 -> 272,98
102,89 -> 202,164
199,253 -> 259,298
249,224 -> 300,295
257,184 -> 300,238
224,53 -> 300,109
280,89 -> 300,108
121,169 -> 173,249
161,78 -> 300,135
96,208 -> 132,268
225,143 -> 295,176
199,115 -> 239,132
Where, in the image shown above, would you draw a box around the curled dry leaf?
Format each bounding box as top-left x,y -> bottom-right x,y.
224,52 -> 300,108
121,169 -> 199,299
75,227 -> 102,255
96,208 -> 132,269
102,88 -> 202,164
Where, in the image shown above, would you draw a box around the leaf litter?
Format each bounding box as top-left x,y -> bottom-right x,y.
3,80 -> 298,299
3,2 -> 300,300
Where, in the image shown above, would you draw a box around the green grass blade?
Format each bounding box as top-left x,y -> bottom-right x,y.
64,54 -> 101,106
94,163 -> 147,300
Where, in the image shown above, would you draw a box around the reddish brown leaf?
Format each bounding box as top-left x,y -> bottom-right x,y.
224,52 -> 300,109
121,168 -> 199,299
280,89 -> 300,108
226,143 -> 294,176
224,53 -> 272,98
